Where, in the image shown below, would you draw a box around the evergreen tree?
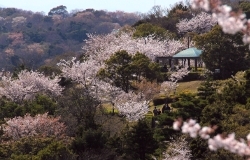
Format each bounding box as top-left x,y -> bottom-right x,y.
98,50 -> 133,93
194,25 -> 250,79
197,77 -> 217,101
48,5 -> 68,17
123,119 -> 158,160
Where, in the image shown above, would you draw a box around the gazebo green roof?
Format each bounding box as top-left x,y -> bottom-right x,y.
173,47 -> 202,58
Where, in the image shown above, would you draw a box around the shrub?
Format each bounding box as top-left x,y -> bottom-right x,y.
181,72 -> 201,81
152,95 -> 178,106
0,137 -> 75,159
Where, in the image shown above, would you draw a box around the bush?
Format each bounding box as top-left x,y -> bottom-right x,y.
0,137 -> 75,159
152,95 -> 178,106
181,72 -> 201,81
71,128 -> 108,155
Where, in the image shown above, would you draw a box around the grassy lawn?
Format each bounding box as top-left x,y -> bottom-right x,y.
101,103 -> 119,113
176,80 -> 202,94
148,80 -> 203,111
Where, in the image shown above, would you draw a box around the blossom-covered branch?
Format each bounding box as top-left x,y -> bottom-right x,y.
83,31 -> 185,62
173,118 -> 250,157
161,67 -> 190,96
57,57 -> 101,88
177,12 -> 217,34
191,0 -> 250,43
0,70 -> 63,102
116,100 -> 149,122
3,113 -> 66,140
163,137 -> 192,160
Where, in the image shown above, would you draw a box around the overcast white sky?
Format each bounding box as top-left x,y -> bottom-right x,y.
0,0 -> 183,14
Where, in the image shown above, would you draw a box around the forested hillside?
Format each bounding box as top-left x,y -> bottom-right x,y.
0,5 -> 140,70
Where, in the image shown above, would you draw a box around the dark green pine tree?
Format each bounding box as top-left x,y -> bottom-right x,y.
123,119 -> 158,160
197,77 -> 217,100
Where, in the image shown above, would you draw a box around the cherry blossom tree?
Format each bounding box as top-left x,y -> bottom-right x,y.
177,12 -> 217,34
57,57 -> 100,88
0,70 -> 63,102
58,57 -> 121,101
161,67 -> 190,96
92,80 -> 123,102
161,81 -> 179,96
169,67 -> 190,82
92,81 -> 150,122
12,16 -> 27,28
191,0 -> 250,44
163,137 -> 192,160
173,118 -> 250,157
116,100 -> 149,122
57,56 -> 149,121
2,113 -> 66,140
134,79 -> 161,101
83,31 -> 185,62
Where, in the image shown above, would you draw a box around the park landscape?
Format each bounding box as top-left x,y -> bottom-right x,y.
0,0 -> 250,159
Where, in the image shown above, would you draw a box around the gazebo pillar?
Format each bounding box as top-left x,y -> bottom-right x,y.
199,59 -> 203,67
188,58 -> 190,67
175,59 -> 178,65
169,58 -> 172,67
195,58 -> 198,71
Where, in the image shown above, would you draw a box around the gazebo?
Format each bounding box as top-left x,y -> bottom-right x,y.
172,47 -> 203,71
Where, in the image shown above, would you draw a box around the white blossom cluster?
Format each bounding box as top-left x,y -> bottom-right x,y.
97,85 -> 149,122
90,80 -> 123,102
160,81 -> 178,95
191,0 -> 250,43
116,100 -> 149,121
213,5 -> 246,34
114,91 -> 145,104
0,70 -> 63,102
173,118 -> 250,157
162,68 -> 189,97
0,70 -> 12,78
12,16 -> 27,26
169,67 -> 190,82
191,0 -> 210,11
83,32 -> 185,62
163,137 -> 192,160
113,91 -> 149,122
177,12 -> 217,34
57,57 -> 101,87
3,113 -> 66,140
160,67 -> 190,96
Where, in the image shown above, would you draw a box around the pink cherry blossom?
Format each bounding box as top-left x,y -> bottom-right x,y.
83,31 -> 185,62
177,12 -> 217,34
190,0 -> 250,44
0,70 -> 63,102
116,100 -> 149,122
173,118 -> 250,157
163,137 -> 192,160
3,113 -> 66,140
